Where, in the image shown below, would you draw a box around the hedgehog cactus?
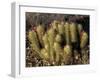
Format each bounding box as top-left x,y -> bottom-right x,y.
36,25 -> 45,47
80,31 -> 88,49
58,23 -> 65,35
64,22 -> 71,45
42,33 -> 50,56
70,22 -> 78,43
52,20 -> 59,31
28,30 -> 40,54
41,48 -> 49,61
42,33 -> 49,45
63,45 -> 72,64
77,24 -> 83,34
27,19 -> 89,66
54,42 -> 63,64
47,28 -> 56,62
55,34 -> 62,43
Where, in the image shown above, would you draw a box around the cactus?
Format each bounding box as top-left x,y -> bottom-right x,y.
42,33 -> 49,45
28,30 -> 40,54
52,20 -> 59,31
64,22 -> 71,45
54,42 -> 63,64
41,48 -> 49,60
70,22 -> 78,43
63,45 -> 72,64
42,33 -> 50,56
36,25 -> 45,47
77,24 -> 83,34
58,23 -> 65,35
47,28 -> 56,62
55,34 -> 62,43
80,31 -> 88,49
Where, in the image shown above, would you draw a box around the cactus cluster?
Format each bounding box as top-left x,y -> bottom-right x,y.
26,14 -> 89,67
